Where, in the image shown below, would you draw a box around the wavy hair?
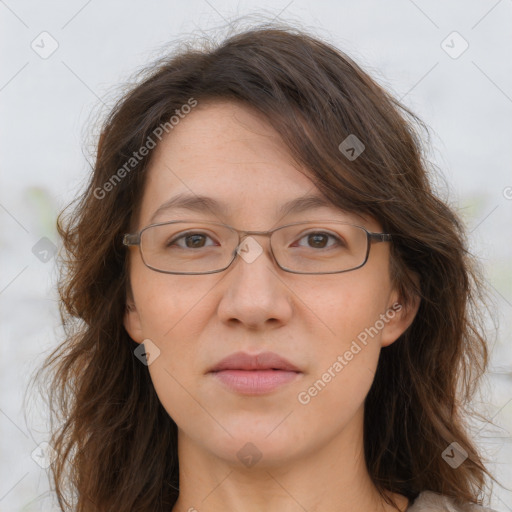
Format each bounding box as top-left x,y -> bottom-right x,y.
31,21 -> 496,511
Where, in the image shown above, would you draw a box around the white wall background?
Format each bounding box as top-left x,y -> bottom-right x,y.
0,1 -> 511,510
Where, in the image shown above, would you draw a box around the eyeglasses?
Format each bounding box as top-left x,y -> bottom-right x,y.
122,219 -> 392,275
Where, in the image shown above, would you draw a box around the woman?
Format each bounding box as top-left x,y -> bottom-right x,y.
36,23 -> 499,511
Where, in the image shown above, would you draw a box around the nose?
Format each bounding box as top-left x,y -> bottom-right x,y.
216,235 -> 293,330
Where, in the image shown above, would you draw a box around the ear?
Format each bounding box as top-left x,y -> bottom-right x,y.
124,294 -> 145,344
380,288 -> 421,348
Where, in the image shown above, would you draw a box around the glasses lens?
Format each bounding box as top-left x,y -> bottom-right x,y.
272,222 -> 368,273
140,221 -> 237,273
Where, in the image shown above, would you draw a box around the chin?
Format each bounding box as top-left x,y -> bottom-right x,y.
199,421 -> 305,469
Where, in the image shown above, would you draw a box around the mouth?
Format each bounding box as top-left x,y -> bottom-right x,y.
208,351 -> 303,395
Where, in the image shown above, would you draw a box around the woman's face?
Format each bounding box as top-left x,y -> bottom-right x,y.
124,100 -> 416,468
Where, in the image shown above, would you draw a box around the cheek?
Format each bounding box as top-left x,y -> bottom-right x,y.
292,274 -> 389,403
134,270 -> 207,338
294,272 -> 390,346
302,289 -> 384,401
148,357 -> 208,430
131,269 -> 215,423
290,283 -> 386,441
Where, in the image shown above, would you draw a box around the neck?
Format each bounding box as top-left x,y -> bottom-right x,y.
171,409 -> 409,512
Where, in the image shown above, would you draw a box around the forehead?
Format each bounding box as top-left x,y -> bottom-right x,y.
137,100 -> 366,228
139,102 -> 310,210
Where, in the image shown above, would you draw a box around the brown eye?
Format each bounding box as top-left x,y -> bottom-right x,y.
183,234 -> 208,248
294,231 -> 343,249
168,232 -> 217,249
307,233 -> 329,248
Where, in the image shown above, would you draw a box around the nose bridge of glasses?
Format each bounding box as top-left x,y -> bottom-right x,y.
237,228 -> 274,237
233,228 -> 272,251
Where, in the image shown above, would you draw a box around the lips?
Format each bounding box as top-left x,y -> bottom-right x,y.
208,351 -> 301,373
208,351 -> 302,395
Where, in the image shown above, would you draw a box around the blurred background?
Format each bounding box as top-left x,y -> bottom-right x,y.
0,0 -> 511,510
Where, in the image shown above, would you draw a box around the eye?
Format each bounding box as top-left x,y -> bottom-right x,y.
169,231 -> 218,249
294,231 -> 344,249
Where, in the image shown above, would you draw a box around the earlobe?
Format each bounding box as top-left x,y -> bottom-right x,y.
124,300 -> 145,344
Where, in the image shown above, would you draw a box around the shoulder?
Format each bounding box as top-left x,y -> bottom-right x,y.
407,491 -> 499,512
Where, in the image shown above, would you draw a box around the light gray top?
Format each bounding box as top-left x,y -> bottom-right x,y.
407,491 -> 499,511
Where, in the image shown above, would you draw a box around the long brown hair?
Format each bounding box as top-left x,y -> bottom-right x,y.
31,21 -> 496,511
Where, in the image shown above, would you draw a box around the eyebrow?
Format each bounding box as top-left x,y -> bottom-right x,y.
148,193 -> 339,224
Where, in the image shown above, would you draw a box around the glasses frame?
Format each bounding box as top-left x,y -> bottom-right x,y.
122,219 -> 392,275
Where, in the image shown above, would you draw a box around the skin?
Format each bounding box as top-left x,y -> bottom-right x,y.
124,100 -> 419,512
